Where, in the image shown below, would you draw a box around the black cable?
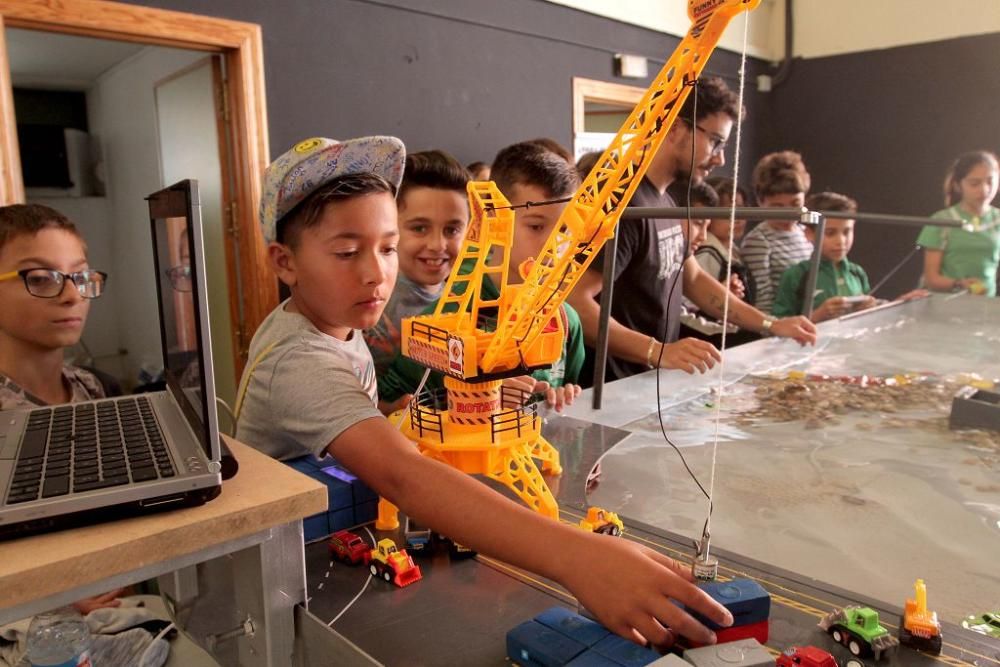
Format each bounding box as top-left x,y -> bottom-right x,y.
866,245 -> 922,297
652,77 -> 713,508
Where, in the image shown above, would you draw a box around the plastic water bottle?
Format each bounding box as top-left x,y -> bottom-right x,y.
25,608 -> 93,667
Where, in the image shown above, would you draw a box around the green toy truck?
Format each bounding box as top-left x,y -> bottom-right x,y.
818,606 -> 900,660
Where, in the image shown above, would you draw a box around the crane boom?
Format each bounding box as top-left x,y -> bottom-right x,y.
482,0 -> 759,371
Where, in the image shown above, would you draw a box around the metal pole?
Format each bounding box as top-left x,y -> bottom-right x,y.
620,207 -> 962,228
800,211 -> 825,319
592,233 -> 618,410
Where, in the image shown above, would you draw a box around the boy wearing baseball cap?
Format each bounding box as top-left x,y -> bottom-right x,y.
235,137 -> 733,649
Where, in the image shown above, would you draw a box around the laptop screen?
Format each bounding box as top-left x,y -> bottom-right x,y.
148,180 -> 220,463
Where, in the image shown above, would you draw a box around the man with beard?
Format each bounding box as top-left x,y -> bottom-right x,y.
568,76 -> 817,384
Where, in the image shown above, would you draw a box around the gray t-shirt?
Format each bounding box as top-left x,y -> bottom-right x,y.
235,300 -> 382,461
364,273 -> 442,376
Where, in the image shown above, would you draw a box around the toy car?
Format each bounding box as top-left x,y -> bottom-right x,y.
578,506 -> 624,536
962,611 -> 1000,639
403,516 -> 432,553
776,646 -> 837,667
328,529 -> 368,565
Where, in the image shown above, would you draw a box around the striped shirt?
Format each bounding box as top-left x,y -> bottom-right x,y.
740,223 -> 813,313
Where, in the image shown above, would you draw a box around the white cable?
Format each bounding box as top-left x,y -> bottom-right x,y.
215,396 -> 236,436
137,621 -> 175,666
704,11 -> 751,545
394,368 -> 432,431
327,526 -> 377,626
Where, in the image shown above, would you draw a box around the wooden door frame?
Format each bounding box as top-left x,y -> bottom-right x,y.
0,0 -> 277,377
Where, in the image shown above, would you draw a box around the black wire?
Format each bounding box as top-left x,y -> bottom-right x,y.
653,77 -> 713,514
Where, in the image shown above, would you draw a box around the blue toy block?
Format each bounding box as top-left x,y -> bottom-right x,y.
323,464 -> 378,504
535,607 -> 610,648
327,507 -> 355,533
591,634 -> 661,667
353,499 -> 378,525
565,651 -> 624,666
284,456 -> 352,511
507,620 -> 588,666
688,578 -> 770,630
302,512 -> 329,543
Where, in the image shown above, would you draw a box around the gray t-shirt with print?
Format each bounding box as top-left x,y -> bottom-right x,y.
235,300 -> 382,461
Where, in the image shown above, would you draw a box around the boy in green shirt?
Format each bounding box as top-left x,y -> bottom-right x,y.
773,192 -> 876,322
379,141 -> 585,411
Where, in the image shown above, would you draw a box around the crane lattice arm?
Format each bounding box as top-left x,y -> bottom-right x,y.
401,0 -> 758,381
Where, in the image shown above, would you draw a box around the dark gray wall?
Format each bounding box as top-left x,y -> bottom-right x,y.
755,33 -> 1000,298
123,0 -> 765,171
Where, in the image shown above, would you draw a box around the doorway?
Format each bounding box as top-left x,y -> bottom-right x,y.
0,1 -> 276,399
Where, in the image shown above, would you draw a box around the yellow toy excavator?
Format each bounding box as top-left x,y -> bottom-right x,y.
377,0 -> 761,530
899,578 -> 943,654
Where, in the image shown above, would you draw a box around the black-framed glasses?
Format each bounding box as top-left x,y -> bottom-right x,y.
0,268 -> 108,299
165,264 -> 192,292
686,121 -> 728,155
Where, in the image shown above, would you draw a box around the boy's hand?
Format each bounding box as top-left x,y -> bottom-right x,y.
657,338 -> 721,374
73,588 -> 128,614
810,297 -> 849,323
378,394 -> 412,417
544,384 -> 582,412
771,316 -> 818,345
897,289 -> 929,302
560,534 -> 732,649
502,375 -> 550,406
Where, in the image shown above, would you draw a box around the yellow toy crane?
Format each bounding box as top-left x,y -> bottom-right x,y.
377,0 -> 760,530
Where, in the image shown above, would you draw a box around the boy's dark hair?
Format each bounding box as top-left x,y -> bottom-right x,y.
466,161 -> 489,175
806,191 -> 857,214
575,150 -> 604,181
752,150 -> 811,200
705,176 -> 748,206
526,137 -> 574,165
398,150 -> 470,203
491,142 -> 580,199
668,179 -> 720,208
0,203 -> 81,253
277,172 -> 395,247
943,150 -> 999,206
678,75 -> 742,125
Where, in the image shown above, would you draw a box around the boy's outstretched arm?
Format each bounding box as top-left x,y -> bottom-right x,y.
328,417 -> 733,648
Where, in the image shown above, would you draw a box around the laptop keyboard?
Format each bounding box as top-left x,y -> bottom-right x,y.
6,397 -> 176,505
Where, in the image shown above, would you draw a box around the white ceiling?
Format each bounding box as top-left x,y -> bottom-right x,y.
6,28 -> 146,90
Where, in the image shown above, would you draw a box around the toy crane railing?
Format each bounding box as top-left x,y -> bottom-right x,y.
377,0 -> 761,531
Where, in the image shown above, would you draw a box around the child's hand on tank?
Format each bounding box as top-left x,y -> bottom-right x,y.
812,296 -> 849,322
545,383 -> 582,411
771,316 -> 818,344
502,375 -> 550,406
558,533 -> 732,650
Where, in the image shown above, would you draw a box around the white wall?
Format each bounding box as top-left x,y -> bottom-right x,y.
547,0 -> 1000,62
154,59 -> 236,405
791,0 -> 1000,58
87,46 -> 205,387
543,0 -> 781,60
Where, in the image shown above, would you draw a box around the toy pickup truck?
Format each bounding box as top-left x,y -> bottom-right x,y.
328,529 -> 368,565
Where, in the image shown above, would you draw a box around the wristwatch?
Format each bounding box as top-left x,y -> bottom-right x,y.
761,317 -> 774,334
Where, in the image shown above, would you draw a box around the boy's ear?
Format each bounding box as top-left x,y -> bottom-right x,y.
268,242 -> 297,287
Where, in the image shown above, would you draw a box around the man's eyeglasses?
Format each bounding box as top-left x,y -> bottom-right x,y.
166,264 -> 192,292
688,121 -> 728,156
0,268 -> 108,299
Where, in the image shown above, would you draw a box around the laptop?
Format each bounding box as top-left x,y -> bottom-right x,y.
0,179 -> 222,539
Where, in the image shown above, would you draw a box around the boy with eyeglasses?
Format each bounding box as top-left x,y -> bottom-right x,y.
0,204 -> 108,410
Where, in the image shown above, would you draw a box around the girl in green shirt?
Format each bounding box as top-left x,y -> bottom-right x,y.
918,151 -> 1000,297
